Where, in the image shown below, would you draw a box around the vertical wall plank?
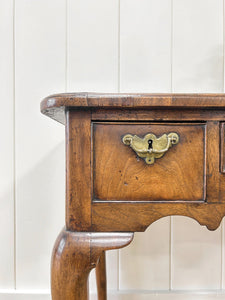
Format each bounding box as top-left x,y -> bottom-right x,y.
67,0 -> 119,291
0,0 -> 14,289
222,0 -> 225,288
172,217 -> 221,289
119,219 -> 170,290
222,217 -> 225,288
67,0 -> 119,92
120,0 -> 172,92
15,0 -> 66,289
172,0 -> 223,92
119,0 -> 171,290
172,1 -> 223,289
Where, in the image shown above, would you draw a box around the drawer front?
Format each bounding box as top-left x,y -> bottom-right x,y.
93,122 -> 206,202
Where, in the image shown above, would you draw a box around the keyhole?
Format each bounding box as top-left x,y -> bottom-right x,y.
148,139 -> 153,150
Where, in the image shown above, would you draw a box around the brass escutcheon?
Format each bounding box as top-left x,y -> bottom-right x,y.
122,132 -> 179,165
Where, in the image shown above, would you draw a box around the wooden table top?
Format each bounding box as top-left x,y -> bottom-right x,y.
41,93 -> 225,124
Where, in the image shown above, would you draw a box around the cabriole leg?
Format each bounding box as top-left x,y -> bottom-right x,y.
96,251 -> 107,300
51,229 -> 133,300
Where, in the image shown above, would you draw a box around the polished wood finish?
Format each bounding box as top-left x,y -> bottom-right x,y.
40,93 -> 225,299
206,121 -> 220,203
221,122 -> 225,173
51,229 -> 133,300
94,122 -> 205,202
96,252 -> 107,300
92,202 -> 225,232
91,108 -> 225,122
41,93 -> 225,124
66,110 -> 92,231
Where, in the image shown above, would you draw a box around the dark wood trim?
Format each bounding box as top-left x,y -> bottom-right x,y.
92,202 -> 225,232
96,252 -> 107,300
41,93 -> 225,124
92,108 -> 225,122
51,229 -> 133,300
206,121 -> 220,203
221,122 -> 225,173
65,110 -> 92,231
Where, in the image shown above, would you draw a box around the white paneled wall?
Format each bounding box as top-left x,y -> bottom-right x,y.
120,0 -> 172,92
172,0 -> 223,92
0,0 -> 225,299
171,0 -> 224,292
67,0 -> 119,92
0,0 -> 14,289
15,0 -> 65,290
119,219 -> 170,291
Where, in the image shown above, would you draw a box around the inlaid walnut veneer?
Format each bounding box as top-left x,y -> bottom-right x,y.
41,93 -> 225,300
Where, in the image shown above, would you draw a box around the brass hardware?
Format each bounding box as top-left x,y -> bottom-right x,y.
122,132 -> 179,165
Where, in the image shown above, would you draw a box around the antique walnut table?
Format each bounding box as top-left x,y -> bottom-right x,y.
41,93 -> 225,300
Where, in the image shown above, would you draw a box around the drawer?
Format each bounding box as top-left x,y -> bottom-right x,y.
93,122 -> 206,202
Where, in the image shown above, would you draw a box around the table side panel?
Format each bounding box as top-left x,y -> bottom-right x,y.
64,108 -> 225,232
92,202 -> 225,232
66,110 -> 92,231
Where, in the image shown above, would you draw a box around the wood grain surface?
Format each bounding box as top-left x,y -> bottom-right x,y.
51,229 -> 133,300
63,109 -> 225,233
206,121 -> 220,203
94,122 -> 205,202
92,202 -> 225,232
96,252 -> 107,300
221,122 -> 225,173
91,108 -> 225,122
41,93 -> 225,124
65,110 -> 92,231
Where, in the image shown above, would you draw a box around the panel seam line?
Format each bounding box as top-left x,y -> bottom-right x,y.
13,0 -> 16,290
